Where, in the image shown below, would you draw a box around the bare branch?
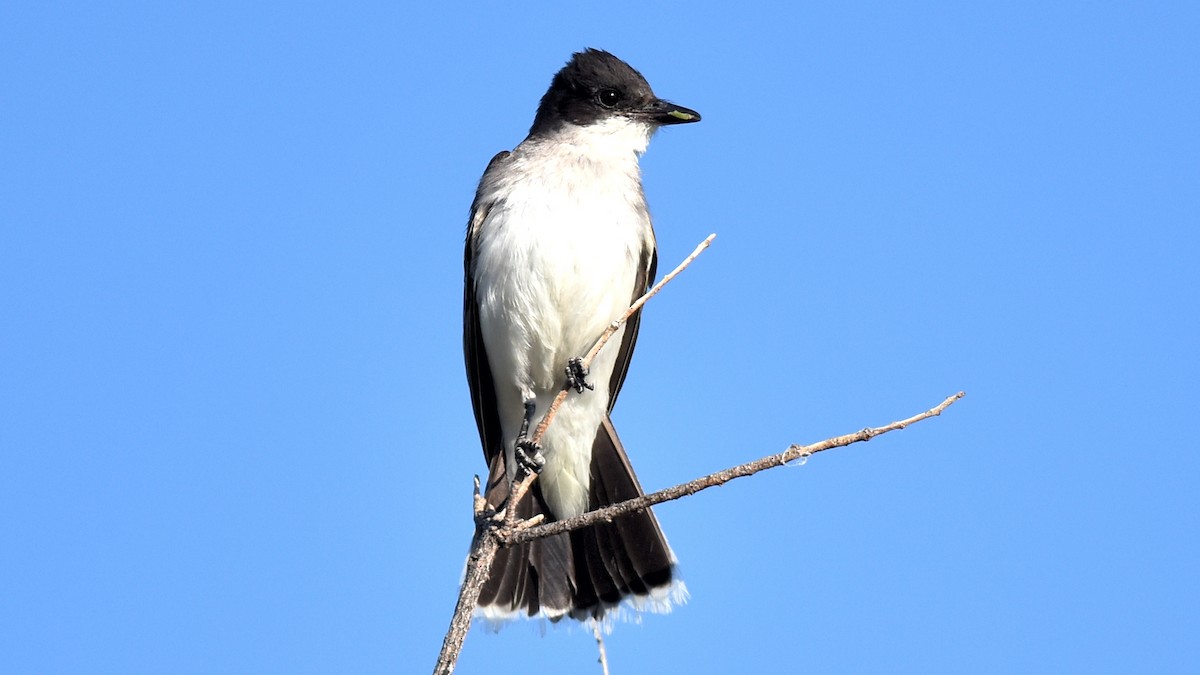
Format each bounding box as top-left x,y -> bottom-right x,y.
435,391 -> 965,673
504,392 -> 965,546
433,529 -> 499,675
579,232 -> 717,372
593,623 -> 610,675
432,229 -> 964,675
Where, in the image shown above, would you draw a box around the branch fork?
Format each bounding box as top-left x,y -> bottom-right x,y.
433,231 -> 965,675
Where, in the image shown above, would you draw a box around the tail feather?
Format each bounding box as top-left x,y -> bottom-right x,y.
477,455 -> 574,619
587,417 -> 676,595
474,416 -> 684,624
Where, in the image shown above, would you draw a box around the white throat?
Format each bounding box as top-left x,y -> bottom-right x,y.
547,116 -> 656,159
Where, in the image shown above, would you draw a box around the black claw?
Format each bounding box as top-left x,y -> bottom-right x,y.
565,357 -> 594,394
515,439 -> 545,475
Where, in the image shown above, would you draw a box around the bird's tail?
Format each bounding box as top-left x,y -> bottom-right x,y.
475,416 -> 685,624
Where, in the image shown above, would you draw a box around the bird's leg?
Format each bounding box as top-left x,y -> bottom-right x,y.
565,357 -> 594,394
513,398 -> 544,475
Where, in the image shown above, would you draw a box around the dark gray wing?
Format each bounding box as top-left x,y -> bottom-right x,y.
606,238 -> 658,410
463,151 -> 511,465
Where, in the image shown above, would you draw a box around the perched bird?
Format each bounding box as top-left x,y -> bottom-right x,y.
463,49 -> 700,623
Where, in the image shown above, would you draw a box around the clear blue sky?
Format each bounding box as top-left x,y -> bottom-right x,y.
3,2 -> 1197,673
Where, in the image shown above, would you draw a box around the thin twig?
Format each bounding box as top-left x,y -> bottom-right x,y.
593,623 -> 610,675
433,392 -> 965,674
503,392 -> 965,546
431,226 -> 964,674
505,233 -> 716,526
434,530 -> 499,675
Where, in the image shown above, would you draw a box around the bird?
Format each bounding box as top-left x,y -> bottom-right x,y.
463,48 -> 701,623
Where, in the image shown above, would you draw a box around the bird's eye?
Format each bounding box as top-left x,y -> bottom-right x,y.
597,89 -> 622,108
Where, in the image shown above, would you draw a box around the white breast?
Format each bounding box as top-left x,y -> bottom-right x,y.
472,120 -> 655,518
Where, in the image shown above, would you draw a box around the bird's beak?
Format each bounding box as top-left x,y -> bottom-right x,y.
636,98 -> 701,125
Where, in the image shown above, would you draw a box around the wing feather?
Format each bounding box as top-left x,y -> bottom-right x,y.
463,151 -> 511,465
606,239 -> 658,410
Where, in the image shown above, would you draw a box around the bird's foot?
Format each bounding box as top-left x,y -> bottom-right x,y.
512,398 -> 543,476
565,357 -> 594,394
514,438 -> 545,476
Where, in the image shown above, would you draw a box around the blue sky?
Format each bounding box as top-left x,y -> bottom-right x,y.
3,1 -> 1197,673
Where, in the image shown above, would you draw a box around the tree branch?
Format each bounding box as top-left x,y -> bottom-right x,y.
503,391 -> 964,546
434,391 -> 965,674
434,528 -> 499,673
593,623 -> 610,675
432,231 -> 966,675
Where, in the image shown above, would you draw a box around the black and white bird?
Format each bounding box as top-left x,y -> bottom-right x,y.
463,49 -> 700,623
